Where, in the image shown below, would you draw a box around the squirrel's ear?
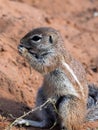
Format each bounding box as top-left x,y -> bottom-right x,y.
49,34 -> 58,44
49,35 -> 53,43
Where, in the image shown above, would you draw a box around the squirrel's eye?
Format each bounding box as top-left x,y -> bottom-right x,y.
31,35 -> 42,42
49,35 -> 53,44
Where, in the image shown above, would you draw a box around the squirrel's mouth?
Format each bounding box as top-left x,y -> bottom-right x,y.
28,50 -> 49,59
18,44 -> 51,59
18,45 -> 24,54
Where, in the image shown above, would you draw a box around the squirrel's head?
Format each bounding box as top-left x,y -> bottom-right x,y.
18,27 -> 64,75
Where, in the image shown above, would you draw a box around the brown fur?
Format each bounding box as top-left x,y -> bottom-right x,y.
59,97 -> 86,130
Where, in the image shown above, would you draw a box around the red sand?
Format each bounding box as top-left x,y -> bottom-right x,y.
0,0 -> 98,130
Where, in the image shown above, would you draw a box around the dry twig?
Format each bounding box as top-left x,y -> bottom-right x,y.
5,98 -> 58,130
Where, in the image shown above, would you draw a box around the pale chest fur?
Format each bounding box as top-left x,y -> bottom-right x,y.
43,69 -> 80,98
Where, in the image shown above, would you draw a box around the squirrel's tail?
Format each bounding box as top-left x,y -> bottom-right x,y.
86,84 -> 98,121
86,104 -> 98,121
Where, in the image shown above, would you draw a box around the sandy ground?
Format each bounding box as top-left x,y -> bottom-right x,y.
0,0 -> 98,130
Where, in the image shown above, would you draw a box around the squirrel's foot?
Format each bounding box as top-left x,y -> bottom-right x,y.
14,119 -> 31,126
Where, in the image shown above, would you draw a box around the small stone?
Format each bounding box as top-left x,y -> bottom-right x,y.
93,12 -> 98,17
0,45 -> 4,52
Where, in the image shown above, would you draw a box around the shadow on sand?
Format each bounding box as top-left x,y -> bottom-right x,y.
0,97 -> 60,130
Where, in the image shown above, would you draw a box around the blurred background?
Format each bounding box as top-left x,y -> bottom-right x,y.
0,0 -> 98,129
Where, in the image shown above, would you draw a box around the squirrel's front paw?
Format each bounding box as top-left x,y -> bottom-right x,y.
15,119 -> 30,126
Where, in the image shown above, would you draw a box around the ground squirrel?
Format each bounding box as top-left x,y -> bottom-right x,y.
17,27 -> 98,130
